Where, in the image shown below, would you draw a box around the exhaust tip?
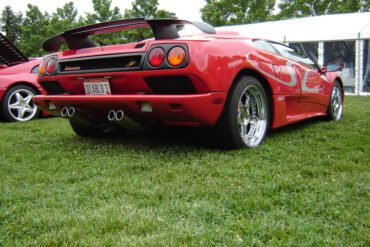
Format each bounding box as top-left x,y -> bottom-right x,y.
67,107 -> 75,117
61,107 -> 68,118
116,110 -> 124,121
108,110 -> 116,121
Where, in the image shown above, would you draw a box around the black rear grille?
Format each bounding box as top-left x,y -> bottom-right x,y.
58,53 -> 143,74
145,76 -> 196,94
40,81 -> 66,95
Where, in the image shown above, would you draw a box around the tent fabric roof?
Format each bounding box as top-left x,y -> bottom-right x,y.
216,12 -> 370,42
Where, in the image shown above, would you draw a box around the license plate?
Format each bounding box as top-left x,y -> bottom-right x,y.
83,78 -> 111,95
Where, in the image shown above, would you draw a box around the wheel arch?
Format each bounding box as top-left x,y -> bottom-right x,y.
6,81 -> 41,94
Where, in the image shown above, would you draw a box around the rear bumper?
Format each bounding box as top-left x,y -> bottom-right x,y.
33,93 -> 227,126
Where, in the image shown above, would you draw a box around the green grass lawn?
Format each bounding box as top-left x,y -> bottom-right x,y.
0,96 -> 369,246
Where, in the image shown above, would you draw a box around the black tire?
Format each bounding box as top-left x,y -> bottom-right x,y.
69,120 -> 104,137
326,81 -> 343,121
0,85 -> 41,122
213,76 -> 270,149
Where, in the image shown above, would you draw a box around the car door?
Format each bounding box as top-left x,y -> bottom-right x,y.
269,42 -> 329,105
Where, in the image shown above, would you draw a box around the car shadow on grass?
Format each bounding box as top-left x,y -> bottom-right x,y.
65,116 -> 327,151
72,125 -> 214,150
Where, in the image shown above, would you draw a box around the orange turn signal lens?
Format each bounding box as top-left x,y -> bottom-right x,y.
39,60 -> 46,75
167,47 -> 186,67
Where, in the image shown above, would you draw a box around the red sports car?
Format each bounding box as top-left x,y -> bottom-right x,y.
33,19 -> 344,148
0,33 -> 45,122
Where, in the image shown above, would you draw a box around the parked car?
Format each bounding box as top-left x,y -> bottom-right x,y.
33,18 -> 344,148
0,33 -> 45,122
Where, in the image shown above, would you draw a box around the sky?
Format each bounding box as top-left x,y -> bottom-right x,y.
0,0 -> 207,21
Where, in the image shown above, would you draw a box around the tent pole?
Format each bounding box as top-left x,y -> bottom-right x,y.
355,32 -> 363,95
318,42 -> 324,67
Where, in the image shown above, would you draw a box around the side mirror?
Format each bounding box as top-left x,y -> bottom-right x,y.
325,63 -> 343,72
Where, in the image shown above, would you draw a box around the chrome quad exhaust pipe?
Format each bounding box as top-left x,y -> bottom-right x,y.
60,106 -> 93,127
61,107 -> 75,118
107,110 -> 141,130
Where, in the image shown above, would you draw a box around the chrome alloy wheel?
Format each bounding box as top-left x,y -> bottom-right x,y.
330,85 -> 343,120
237,85 -> 267,147
7,89 -> 37,121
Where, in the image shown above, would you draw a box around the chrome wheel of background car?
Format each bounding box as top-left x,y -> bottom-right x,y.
7,88 -> 38,121
238,84 -> 267,147
330,84 -> 343,120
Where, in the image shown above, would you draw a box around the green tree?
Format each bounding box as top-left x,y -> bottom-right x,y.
201,0 -> 276,27
84,0 -> 122,45
86,0 -> 122,24
0,5 -> 23,44
277,0 -> 370,19
19,4 -> 50,57
124,0 -> 174,19
123,0 -> 175,42
47,2 -> 79,51
49,2 -> 78,34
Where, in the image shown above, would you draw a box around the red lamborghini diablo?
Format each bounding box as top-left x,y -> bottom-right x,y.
33,18 -> 344,148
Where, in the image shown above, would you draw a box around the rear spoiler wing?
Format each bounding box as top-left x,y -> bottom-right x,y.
0,33 -> 28,66
43,18 -> 216,52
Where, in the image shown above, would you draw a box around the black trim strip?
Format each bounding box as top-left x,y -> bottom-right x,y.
56,52 -> 145,75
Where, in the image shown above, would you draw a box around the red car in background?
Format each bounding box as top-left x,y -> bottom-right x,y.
33,19 -> 344,148
0,33 -> 45,122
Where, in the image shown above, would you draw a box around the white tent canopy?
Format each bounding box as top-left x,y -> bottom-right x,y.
216,12 -> 370,42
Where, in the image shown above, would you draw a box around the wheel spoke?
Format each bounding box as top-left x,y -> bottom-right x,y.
20,107 -> 28,119
240,124 -> 248,136
15,92 -> 24,102
238,114 -> 244,125
24,105 -> 34,113
9,102 -> 20,110
244,95 -> 250,109
24,95 -> 33,104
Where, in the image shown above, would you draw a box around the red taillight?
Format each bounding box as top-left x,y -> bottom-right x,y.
46,58 -> 56,74
167,47 -> 186,67
148,48 -> 165,67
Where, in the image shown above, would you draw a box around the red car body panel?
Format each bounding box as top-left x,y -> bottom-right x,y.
33,26 -> 343,129
0,59 -> 45,103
